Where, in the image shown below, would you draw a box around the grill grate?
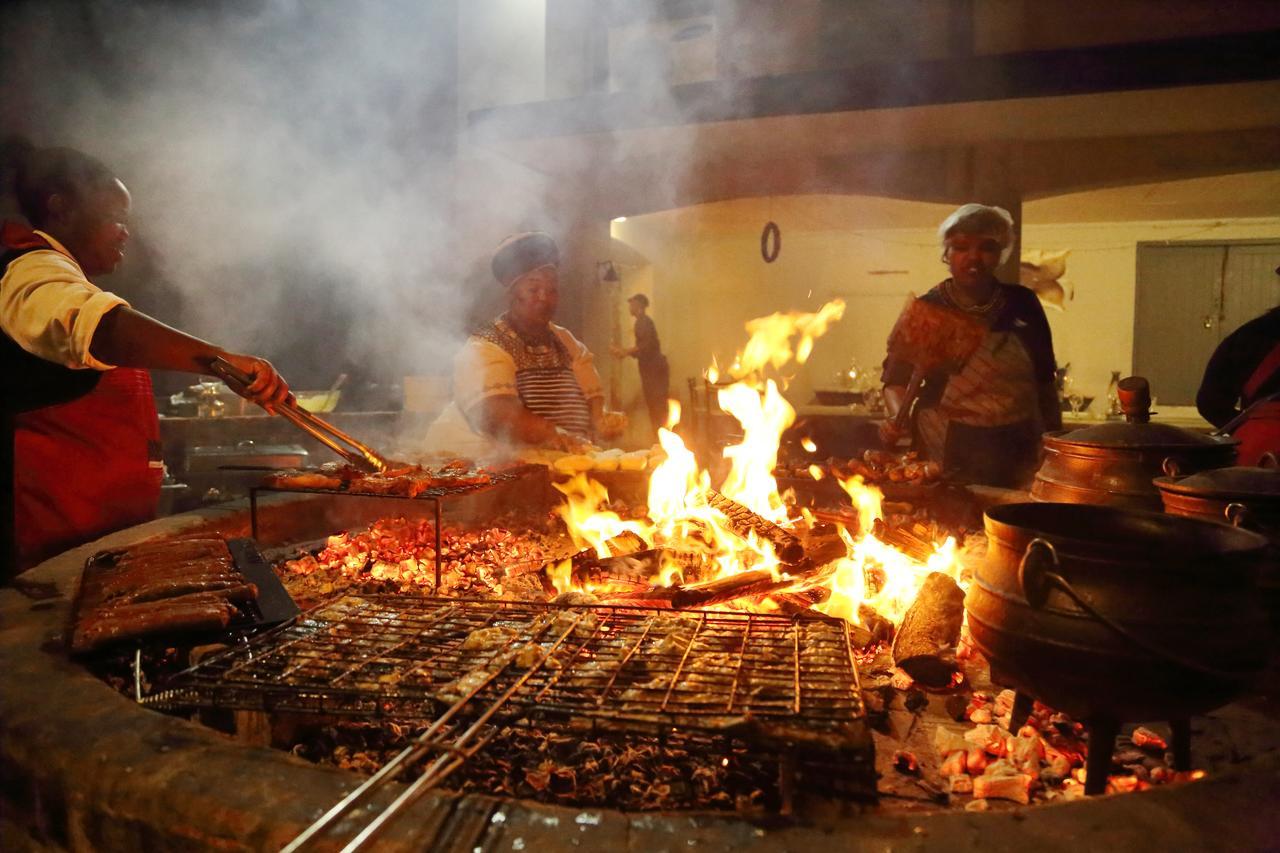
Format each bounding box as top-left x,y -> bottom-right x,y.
149,594 -> 873,847
149,594 -> 866,741
248,465 -> 541,587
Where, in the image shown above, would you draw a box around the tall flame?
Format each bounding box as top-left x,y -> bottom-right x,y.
553,474 -> 648,558
553,296 -> 966,631
818,475 -> 963,625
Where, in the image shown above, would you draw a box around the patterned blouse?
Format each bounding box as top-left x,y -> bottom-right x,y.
882,281 -> 1057,463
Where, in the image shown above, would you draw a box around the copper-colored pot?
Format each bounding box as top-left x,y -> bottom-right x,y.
1032,425 -> 1236,509
1154,454 -> 1280,539
1031,377 -> 1236,509
1155,454 -> 1280,622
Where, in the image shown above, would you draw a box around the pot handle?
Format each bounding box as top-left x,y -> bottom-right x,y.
1161,456 -> 1184,478
1016,538 -> 1255,679
1017,538 -> 1059,609
1225,502 -> 1252,529
1259,452 -> 1278,470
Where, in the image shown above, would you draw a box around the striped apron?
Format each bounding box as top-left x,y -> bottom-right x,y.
476,318 -> 592,436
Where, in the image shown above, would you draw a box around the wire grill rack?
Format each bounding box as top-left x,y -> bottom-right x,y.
149,595 -> 872,849
148,594 -> 866,740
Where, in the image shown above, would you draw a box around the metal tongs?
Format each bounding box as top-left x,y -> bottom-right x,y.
207,357 -> 390,473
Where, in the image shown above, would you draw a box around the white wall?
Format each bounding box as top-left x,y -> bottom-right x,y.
1023,218 -> 1280,399
458,0 -> 546,116
610,217 -> 944,411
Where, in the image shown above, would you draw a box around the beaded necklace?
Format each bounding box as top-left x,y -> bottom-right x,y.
943,279 -> 1004,317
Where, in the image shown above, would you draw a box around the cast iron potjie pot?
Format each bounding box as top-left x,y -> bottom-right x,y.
1031,376 -> 1237,510
966,502 -> 1270,724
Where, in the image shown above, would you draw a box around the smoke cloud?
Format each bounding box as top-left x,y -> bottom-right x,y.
2,1 -> 472,393
0,0 -> 720,406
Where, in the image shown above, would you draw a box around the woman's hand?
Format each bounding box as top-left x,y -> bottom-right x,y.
878,418 -> 906,448
547,427 -> 592,453
220,352 -> 291,412
596,409 -> 628,440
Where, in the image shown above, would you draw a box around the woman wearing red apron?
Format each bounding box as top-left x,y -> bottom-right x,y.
1,144 -> 291,579
1197,270 -> 1280,466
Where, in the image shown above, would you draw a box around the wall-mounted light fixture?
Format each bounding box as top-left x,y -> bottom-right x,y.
597,260 -> 621,283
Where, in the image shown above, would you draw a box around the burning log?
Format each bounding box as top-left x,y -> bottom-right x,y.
870,518 -> 936,564
858,604 -> 895,644
603,568 -> 798,609
796,522 -> 850,567
671,569 -> 790,609
891,572 -> 964,687
705,489 -> 806,564
771,587 -> 831,617
595,517 -> 847,611
569,548 -> 662,587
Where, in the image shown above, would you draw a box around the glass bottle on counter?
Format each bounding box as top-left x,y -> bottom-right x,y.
1105,371 -> 1122,420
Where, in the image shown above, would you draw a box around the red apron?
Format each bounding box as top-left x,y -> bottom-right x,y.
1234,402 -> 1280,466
14,367 -> 162,570
1234,341 -> 1280,467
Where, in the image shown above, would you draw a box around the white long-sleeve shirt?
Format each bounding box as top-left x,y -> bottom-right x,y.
0,229 -> 127,371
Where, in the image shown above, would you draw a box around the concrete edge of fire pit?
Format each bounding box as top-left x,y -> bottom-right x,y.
2,497 -> 1279,851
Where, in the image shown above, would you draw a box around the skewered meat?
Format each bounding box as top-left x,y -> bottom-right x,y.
462,626 -> 518,651
264,470 -> 344,490
265,459 -> 501,496
776,451 -> 942,485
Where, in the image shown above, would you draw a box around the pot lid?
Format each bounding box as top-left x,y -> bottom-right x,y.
1047,420 -> 1236,450
1048,374 -> 1238,450
1156,461 -> 1280,499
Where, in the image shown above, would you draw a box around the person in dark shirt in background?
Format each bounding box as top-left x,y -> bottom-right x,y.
1196,264 -> 1280,465
614,294 -> 670,435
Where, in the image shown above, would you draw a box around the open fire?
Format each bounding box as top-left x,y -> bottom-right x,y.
547,298 -> 966,635
282,298 -> 968,649
248,300 -> 1213,821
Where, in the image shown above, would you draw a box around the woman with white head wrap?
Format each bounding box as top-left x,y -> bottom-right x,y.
879,204 -> 1061,487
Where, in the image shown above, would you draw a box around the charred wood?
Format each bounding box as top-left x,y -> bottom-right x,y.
891,572 -> 964,688
871,518 -> 936,563
705,490 -> 806,564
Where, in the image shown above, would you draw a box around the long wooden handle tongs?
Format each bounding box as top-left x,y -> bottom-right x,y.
207,357 -> 389,473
